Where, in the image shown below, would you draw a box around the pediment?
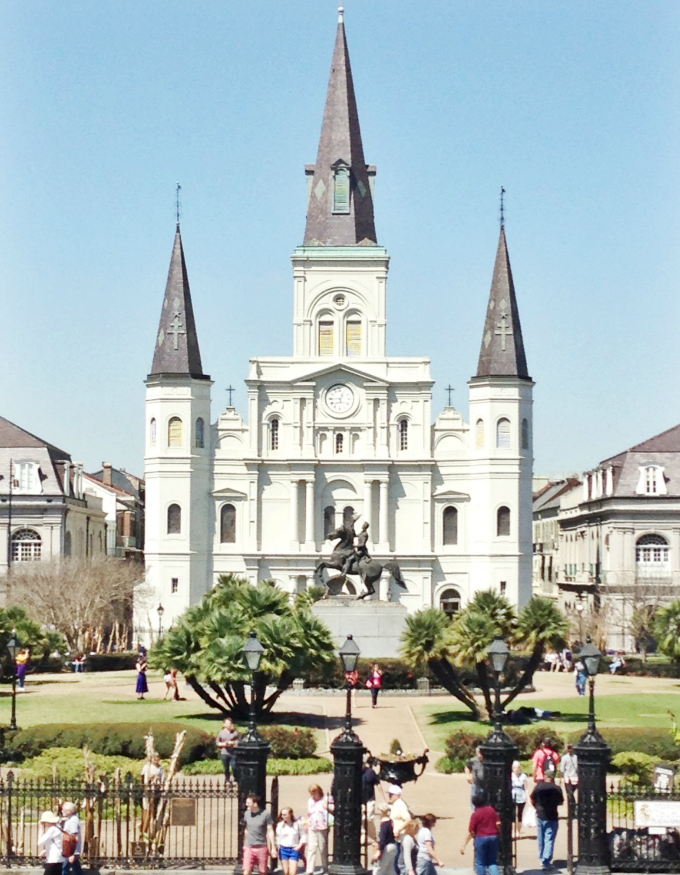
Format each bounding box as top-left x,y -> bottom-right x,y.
212,487 -> 248,500
433,487 -> 470,501
292,363 -> 388,386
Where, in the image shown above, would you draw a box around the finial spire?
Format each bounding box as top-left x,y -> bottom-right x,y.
176,183 -> 182,226
338,6 -> 344,23
499,186 -> 505,229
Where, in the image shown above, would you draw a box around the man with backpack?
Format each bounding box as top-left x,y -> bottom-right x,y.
59,802 -> 82,875
532,738 -> 560,782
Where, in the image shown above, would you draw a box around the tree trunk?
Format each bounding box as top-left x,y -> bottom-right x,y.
185,676 -> 228,713
427,658 -> 480,719
475,661 -> 494,718
502,644 -> 544,710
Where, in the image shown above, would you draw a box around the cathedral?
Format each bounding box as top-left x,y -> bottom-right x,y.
143,10 -> 534,631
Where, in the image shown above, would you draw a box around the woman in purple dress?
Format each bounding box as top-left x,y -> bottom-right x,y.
136,657 -> 149,699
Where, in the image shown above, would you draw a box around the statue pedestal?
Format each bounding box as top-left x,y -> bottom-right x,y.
312,597 -> 409,658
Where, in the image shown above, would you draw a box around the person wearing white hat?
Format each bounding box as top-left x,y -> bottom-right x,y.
388,785 -> 412,875
38,812 -> 64,875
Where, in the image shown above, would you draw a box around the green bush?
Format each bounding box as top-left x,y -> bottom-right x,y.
81,653 -> 139,672
22,747 -> 145,781
303,658 -> 429,690
568,728 -> 680,761
259,727 -> 316,759
622,660 -> 680,678
611,751 -> 657,786
444,729 -> 485,761
435,755 -> 467,774
8,723 -> 214,766
504,728 -> 564,759
182,757 -> 332,777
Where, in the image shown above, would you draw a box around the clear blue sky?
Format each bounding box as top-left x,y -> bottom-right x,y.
1,1 -> 678,477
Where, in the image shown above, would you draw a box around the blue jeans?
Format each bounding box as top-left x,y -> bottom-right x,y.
474,835 -> 499,875
416,858 -> 437,875
62,857 -> 84,875
537,818 -> 558,866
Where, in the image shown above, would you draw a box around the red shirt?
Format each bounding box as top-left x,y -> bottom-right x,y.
469,806 -> 499,837
532,747 -> 560,781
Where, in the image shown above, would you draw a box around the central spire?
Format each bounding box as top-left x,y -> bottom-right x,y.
303,9 -> 377,246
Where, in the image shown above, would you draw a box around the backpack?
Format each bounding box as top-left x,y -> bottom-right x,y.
543,752 -> 557,777
60,828 -> 78,858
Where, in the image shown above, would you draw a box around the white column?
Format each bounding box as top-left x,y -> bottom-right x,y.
290,480 -> 299,546
379,480 -> 389,548
363,480 -> 373,542
305,480 -> 314,546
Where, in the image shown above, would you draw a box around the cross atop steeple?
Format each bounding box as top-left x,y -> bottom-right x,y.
303,8 -> 377,246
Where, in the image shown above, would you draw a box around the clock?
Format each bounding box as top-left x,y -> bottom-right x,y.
326,384 -> 354,414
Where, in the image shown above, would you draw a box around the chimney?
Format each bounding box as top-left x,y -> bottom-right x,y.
102,462 -> 113,487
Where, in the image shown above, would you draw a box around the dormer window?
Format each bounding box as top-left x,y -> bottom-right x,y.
333,164 -> 351,214
15,461 -> 41,494
636,464 -> 667,496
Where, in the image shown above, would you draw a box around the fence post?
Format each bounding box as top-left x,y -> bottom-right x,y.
480,732 -> 517,875
233,728 -> 270,875
6,771 -> 12,867
575,724 -> 610,874
329,726 -> 367,875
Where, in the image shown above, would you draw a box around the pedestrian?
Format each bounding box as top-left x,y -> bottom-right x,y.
16,648 -> 30,691
372,803 -> 397,875
362,758 -> 381,824
276,807 -> 304,875
163,670 -> 174,700
460,795 -> 501,875
135,655 -> 149,700
243,793 -> 276,875
560,743 -> 579,816
532,738 -> 560,782
530,772 -> 564,870
37,811 -> 64,875
141,753 -> 165,832
574,660 -> 587,696
366,664 -> 384,708
305,784 -> 329,875
170,667 -> 181,699
216,717 -> 240,783
401,819 -> 418,875
511,760 -> 527,838
388,784 -> 412,875
415,813 -> 444,875
60,802 -> 82,875
464,747 -> 485,808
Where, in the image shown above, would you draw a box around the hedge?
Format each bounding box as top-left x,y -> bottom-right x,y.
302,658 -> 430,690
80,653 -> 139,672
21,747 -> 144,780
183,757 -> 333,777
259,727 -> 316,759
569,728 -> 680,761
444,727 -> 564,763
435,755 -> 468,774
7,723 -> 214,765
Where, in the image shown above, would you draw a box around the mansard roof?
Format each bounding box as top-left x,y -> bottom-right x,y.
0,416 -> 70,460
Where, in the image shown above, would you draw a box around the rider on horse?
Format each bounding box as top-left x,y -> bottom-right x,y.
341,522 -> 371,575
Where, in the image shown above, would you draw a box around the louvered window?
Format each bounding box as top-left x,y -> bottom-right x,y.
333,166 -> 350,213
319,321 -> 334,356
168,417 -> 182,447
497,418 -> 511,449
476,419 -> 485,448
521,418 -> 529,449
150,418 -> 157,446
346,321 -> 361,356
195,417 -> 205,449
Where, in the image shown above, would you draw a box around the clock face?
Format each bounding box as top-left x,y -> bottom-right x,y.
326,384 -> 354,414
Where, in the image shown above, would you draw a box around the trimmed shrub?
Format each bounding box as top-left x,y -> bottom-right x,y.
611,751 -> 657,786
8,723 -> 214,766
303,658 -> 429,690
621,660 -> 680,678
82,653 -> 139,672
183,757 -> 332,777
22,747 -> 145,780
505,728 -> 564,759
435,755 -> 467,774
444,729 -> 485,762
259,726 -> 316,759
568,728 -> 680,762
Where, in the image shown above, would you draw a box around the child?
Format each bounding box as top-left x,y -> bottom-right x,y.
277,808 -> 305,875
511,761 -> 527,837
372,803 -> 397,875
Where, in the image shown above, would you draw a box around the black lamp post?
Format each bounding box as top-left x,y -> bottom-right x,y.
329,635 -> 367,875
6,631 -> 20,732
480,636 -> 517,875
234,631 -> 270,875
574,637 -> 610,875
157,603 -> 164,638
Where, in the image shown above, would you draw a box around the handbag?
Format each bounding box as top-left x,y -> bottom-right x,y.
365,678 -> 373,689
522,802 -> 537,829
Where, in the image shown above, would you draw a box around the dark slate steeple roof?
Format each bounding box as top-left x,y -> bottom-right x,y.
303,9 -> 377,246
149,225 -> 207,379
476,226 -> 530,380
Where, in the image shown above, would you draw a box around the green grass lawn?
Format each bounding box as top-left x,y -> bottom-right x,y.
414,692 -> 680,752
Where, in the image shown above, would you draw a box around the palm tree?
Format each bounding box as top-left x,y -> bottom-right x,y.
151,575 -> 336,719
655,601 -> 680,664
401,608 -> 480,718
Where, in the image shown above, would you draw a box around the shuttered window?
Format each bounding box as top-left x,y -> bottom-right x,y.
168,417 -> 182,447
346,321 -> 361,356
497,418 -> 511,449
333,166 -> 350,213
319,321 -> 334,356
475,419 -> 485,448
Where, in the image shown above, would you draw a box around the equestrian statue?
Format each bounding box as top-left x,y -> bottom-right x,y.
314,512 -> 407,600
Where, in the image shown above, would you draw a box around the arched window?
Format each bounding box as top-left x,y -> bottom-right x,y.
476,419 -> 485,448
150,418 -> 157,446
167,504 -> 181,534
319,320 -> 334,356
168,417 -> 182,448
399,419 -> 408,451
220,504 -> 236,543
11,529 -> 41,562
496,418 -> 511,449
521,418 -> 529,450
497,506 -> 511,537
270,417 -> 279,451
195,417 -> 205,449
336,433 -> 344,454
443,506 -> 458,545
64,530 -> 72,557
324,506 -> 335,539
346,320 -> 362,356
440,588 -> 461,620
636,534 -> 670,567
343,506 -> 355,527
333,164 -> 351,213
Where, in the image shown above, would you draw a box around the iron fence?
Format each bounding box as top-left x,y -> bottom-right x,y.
609,782 -> 680,872
0,772 -> 244,868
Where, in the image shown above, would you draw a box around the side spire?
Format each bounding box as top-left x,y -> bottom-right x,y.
149,224 -> 206,379
303,8 -> 377,246
476,222 -> 530,380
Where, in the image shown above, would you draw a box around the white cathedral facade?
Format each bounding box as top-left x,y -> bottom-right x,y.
143,11 -> 534,631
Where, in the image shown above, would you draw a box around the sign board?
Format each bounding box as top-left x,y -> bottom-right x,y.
171,798 -> 197,827
654,765 -> 676,793
634,801 -> 680,828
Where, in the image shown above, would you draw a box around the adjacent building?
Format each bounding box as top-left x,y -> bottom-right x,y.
84,463 -> 144,559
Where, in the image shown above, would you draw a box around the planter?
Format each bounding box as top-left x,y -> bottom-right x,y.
370,750 -> 429,785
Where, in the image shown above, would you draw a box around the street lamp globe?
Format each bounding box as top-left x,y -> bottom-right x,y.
579,638 -> 602,677
243,631 -> 265,673
488,636 -> 510,675
6,631 -> 20,661
157,603 -> 164,619
339,634 -> 360,674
